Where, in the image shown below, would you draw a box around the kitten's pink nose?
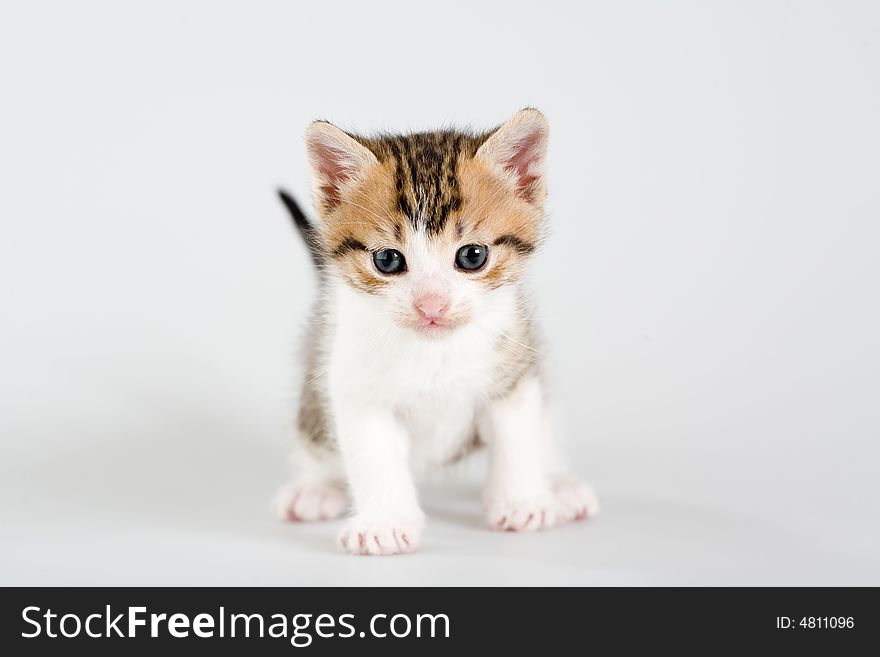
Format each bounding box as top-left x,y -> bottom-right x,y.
414,293 -> 449,320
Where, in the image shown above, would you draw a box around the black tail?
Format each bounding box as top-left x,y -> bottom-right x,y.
277,188 -> 323,266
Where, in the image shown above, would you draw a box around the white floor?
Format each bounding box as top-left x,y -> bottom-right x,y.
1,382 -> 876,586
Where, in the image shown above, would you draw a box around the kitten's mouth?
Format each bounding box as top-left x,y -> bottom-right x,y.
404,310 -> 471,337
413,317 -> 457,337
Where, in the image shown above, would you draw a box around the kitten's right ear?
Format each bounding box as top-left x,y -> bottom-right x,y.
305,121 -> 378,214
476,108 -> 549,205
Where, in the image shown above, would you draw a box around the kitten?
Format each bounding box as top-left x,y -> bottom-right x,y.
274,109 -> 598,555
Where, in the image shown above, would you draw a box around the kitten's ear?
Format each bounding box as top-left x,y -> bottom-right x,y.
305,121 -> 378,213
476,108 -> 549,204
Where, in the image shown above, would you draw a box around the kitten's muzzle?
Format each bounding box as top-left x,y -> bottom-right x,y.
414,293 -> 449,321
410,292 -> 465,335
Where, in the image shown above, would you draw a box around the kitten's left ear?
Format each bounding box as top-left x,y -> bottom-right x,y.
305,120 -> 379,215
476,108 -> 549,204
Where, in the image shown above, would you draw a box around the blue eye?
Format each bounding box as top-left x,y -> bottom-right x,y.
373,249 -> 406,274
455,244 -> 488,271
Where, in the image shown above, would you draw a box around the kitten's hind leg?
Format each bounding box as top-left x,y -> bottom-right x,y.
273,441 -> 349,522
549,475 -> 600,521
540,411 -> 601,520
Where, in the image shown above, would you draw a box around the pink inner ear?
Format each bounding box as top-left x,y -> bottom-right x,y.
311,143 -> 356,208
505,130 -> 544,202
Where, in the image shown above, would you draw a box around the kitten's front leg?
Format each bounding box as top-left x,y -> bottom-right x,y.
482,376 -> 599,531
333,402 -> 424,555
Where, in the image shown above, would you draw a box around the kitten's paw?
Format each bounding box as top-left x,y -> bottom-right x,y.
338,515 -> 425,556
485,496 -> 570,532
485,481 -> 598,531
273,482 -> 349,522
552,479 -> 600,520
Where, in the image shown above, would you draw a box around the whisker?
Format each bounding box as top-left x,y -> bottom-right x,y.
499,332 -> 539,353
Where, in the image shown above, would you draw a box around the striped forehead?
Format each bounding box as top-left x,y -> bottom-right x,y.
356,130 -> 491,236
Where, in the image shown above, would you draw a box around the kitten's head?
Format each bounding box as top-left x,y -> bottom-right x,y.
305,109 -> 548,338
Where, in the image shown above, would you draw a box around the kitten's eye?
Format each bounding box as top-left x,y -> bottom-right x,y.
373,249 -> 406,274
455,244 -> 488,271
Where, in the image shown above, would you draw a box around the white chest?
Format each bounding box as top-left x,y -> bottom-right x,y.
323,284 -> 517,468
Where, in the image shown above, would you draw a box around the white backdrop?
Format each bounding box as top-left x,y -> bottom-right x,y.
1,1 -> 878,585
